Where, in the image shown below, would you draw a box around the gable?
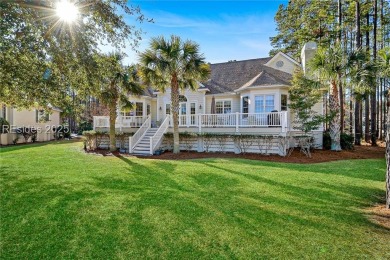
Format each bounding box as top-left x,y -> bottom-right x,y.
264,52 -> 300,74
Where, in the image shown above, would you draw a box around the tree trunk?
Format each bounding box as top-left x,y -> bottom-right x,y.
386,94 -> 390,209
109,103 -> 117,152
371,0 -> 378,145
330,80 -> 342,151
171,74 -> 180,154
355,0 -> 362,145
338,0 -> 344,134
365,10 -> 370,143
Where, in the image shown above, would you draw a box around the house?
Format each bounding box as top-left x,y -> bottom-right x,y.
93,42 -> 323,155
0,104 -> 62,145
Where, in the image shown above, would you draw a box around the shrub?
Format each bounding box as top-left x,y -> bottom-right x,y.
0,117 -> 10,134
340,133 -> 354,150
54,125 -> 70,140
323,131 -> 331,150
16,127 -> 37,143
78,121 -> 93,135
323,131 -> 353,150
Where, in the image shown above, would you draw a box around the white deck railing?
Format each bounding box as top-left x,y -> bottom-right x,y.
174,112 -> 288,132
150,115 -> 170,155
93,116 -> 110,129
94,112 -> 289,132
129,116 -> 151,153
93,116 -> 147,130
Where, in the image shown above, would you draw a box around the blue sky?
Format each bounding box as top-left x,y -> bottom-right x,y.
122,0 -> 288,64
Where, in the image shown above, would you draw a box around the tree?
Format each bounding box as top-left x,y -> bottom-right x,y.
0,1 -> 145,109
379,47 -> 390,209
94,53 -> 144,152
288,70 -> 326,133
139,35 -> 210,154
309,44 -> 345,151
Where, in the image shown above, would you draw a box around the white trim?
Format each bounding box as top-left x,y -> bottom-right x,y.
214,98 -> 233,114
206,92 -> 237,97
264,52 -> 301,67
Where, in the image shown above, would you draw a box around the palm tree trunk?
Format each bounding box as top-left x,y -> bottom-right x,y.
330,80 -> 342,151
171,74 -> 180,154
109,103 -> 117,152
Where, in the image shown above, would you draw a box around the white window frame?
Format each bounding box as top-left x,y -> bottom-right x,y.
254,95 -> 275,113
215,99 -> 232,114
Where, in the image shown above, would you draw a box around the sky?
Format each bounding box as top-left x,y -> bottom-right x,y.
120,0 -> 288,65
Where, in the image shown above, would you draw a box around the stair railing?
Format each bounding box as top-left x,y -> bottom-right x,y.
149,115 -> 170,154
129,115 -> 151,153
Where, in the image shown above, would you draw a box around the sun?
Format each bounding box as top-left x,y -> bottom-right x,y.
56,0 -> 79,23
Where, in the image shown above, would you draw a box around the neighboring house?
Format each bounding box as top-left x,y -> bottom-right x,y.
0,104 -> 62,145
93,43 -> 323,155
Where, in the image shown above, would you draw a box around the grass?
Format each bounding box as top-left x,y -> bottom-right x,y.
0,141 -> 389,259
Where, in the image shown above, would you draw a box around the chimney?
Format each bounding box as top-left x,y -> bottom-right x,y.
301,42 -> 317,76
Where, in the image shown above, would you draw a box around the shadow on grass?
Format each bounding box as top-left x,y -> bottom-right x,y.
1,148 -> 389,259
0,139 -> 79,153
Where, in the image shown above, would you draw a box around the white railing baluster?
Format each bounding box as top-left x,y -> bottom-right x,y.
129,115 -> 151,153
150,116 -> 170,155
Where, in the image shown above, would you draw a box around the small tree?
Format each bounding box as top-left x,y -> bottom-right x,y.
288,70 -> 326,134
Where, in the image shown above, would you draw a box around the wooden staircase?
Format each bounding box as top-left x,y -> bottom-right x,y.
131,128 -> 158,155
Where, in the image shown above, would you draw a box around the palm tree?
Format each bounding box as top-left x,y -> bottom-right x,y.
95,52 -> 144,152
138,35 -> 210,154
309,44 -> 345,151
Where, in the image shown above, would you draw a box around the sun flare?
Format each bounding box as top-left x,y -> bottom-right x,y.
56,0 -> 79,23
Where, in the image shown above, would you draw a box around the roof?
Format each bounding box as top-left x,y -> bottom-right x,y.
202,57 -> 293,94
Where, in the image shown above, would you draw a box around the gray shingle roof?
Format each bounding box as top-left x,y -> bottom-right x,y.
202,57 -> 292,94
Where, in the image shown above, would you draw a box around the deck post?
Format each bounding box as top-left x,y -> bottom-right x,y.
235,112 -> 239,133
198,114 -> 202,133
282,112 -> 287,133
129,136 -> 132,153
150,137 -> 153,155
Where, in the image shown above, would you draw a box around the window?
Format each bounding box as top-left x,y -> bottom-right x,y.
1,104 -> 6,119
216,100 -> 231,114
36,109 -> 50,123
179,95 -> 187,102
255,95 -> 275,113
135,102 -> 143,116
281,94 -> 287,111
190,103 -> 196,115
165,104 -> 170,115
121,111 -> 132,117
147,104 -> 151,115
242,96 -> 249,114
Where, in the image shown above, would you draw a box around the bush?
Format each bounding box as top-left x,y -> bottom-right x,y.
340,133 -> 354,150
78,121 -> 93,135
323,131 -> 331,150
323,131 -> 353,150
16,127 -> 37,143
54,125 -> 70,139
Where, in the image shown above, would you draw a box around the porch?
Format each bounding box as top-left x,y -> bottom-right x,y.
93,111 -> 289,133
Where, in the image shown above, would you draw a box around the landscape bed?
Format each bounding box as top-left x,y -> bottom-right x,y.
0,141 -> 389,259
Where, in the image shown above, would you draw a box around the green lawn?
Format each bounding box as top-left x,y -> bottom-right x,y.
1,141 -> 389,259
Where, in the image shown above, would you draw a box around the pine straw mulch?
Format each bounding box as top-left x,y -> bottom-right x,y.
87,145 -> 385,164
144,145 -> 385,164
